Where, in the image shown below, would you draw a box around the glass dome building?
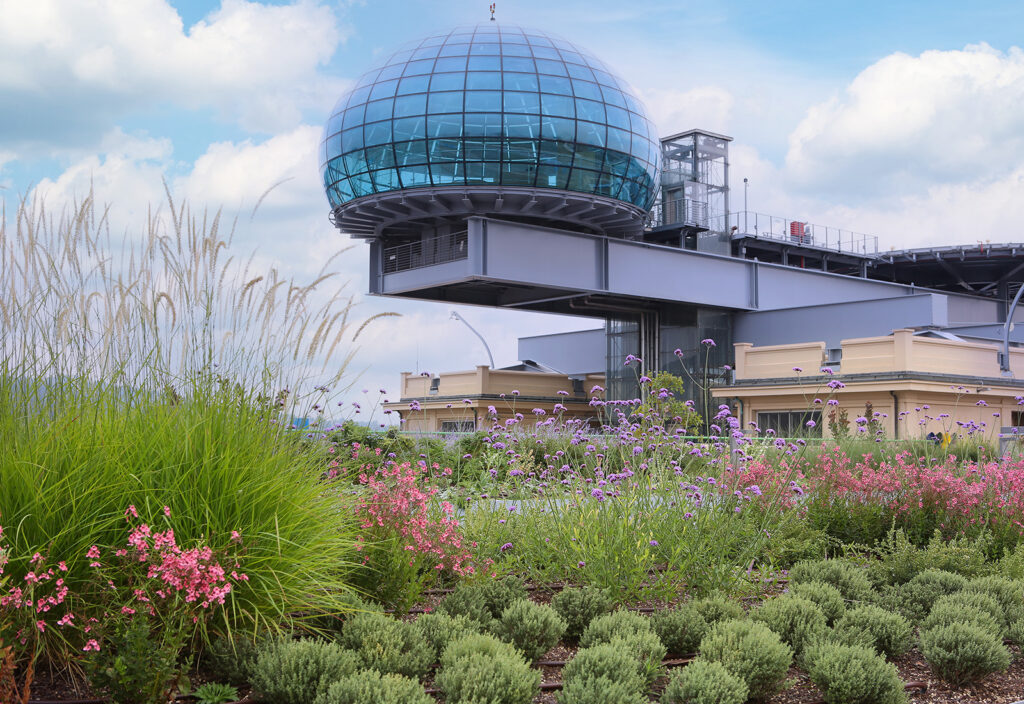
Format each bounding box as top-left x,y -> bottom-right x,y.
321,23 -> 661,237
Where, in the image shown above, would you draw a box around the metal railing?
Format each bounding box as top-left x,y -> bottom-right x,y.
383,230 -> 469,273
650,197 -> 709,229
717,211 -> 879,256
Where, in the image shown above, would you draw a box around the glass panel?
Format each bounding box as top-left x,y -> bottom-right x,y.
464,138 -> 503,161
503,72 -> 539,91
467,55 -> 501,70
364,144 -> 396,169
342,150 -> 367,175
502,43 -> 531,56
394,139 -> 429,166
539,139 -> 575,165
536,164 -> 570,188
607,127 -> 631,153
411,46 -> 440,60
573,145 -> 604,170
503,91 -> 539,113
430,160 -> 463,185
501,161 -> 537,186
470,42 -> 501,55
345,85 -> 372,107
600,85 -> 627,108
502,56 -> 535,72
371,168 -> 400,190
465,161 -> 499,184
369,79 -> 398,100
605,105 -> 630,130
576,121 -> 606,147
541,116 -> 575,141
340,126 -> 363,152
427,90 -> 464,113
427,113 -> 464,138
527,35 -> 554,48
463,112 -> 502,137
539,75 -> 572,95
504,138 -> 537,162
434,56 -> 467,72
540,94 -> 574,118
576,98 -> 605,123
592,68 -> 616,86
401,58 -> 433,76
363,121 -> 392,146
429,72 -> 465,91
394,93 -> 427,115
571,79 -> 602,101
392,115 -> 426,141
560,50 -> 585,64
326,112 -> 344,136
604,150 -> 630,175
349,172 -> 374,197
397,75 -> 430,95
363,98 -> 393,122
343,104 -> 365,128
428,138 -> 463,161
386,49 -> 415,65
438,42 -> 470,57
568,168 -> 599,193
566,63 -> 595,81
466,71 -> 501,89
534,58 -> 567,75
531,45 -> 559,59
464,90 -> 502,112
503,113 -> 539,138
629,111 -> 647,133
398,165 -> 431,187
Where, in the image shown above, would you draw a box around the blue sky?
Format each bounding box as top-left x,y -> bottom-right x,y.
3,0 -> 1023,418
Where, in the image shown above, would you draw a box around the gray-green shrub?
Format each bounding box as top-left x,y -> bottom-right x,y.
964,575 -> 1024,625
558,677 -> 648,704
1008,619 -> 1024,646
551,586 -> 613,644
832,605 -> 912,658
882,569 -> 967,621
689,594 -> 745,627
660,658 -> 748,704
338,612 -> 433,678
919,621 -> 1011,685
250,639 -> 360,704
699,619 -> 793,701
803,642 -> 907,704
438,583 -> 496,630
751,595 -> 827,656
205,632 -> 261,686
414,612 -> 478,660
436,634 -> 540,704
790,559 -> 874,601
579,609 -> 654,648
650,604 -> 708,655
930,591 -> 1007,634
492,599 -> 566,662
561,642 -> 645,695
790,582 -> 846,625
315,670 -> 433,704
478,575 -> 530,618
922,600 -> 1001,638
612,630 -> 667,685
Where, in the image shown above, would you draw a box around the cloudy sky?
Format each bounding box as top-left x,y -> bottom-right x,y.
3,0 -> 1023,421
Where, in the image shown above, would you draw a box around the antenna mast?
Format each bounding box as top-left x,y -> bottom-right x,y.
489,3 -> 496,20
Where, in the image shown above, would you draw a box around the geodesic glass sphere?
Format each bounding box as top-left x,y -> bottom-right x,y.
320,23 -> 661,214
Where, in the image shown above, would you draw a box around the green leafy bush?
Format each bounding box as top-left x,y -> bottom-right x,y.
698,619 -> 793,701
560,642 -> 645,695
579,609 -> 654,649
650,604 -> 708,655
492,599 -> 566,662
316,670 -> 433,704
438,583 -> 497,630
436,634 -> 540,704
688,594 -> 745,627
413,612 -> 478,660
751,595 -> 827,656
338,612 -> 433,679
868,529 -> 990,586
551,586 -> 613,644
205,633 -> 261,686
557,676 -> 648,704
1008,619 -> 1024,646
964,575 -> 1024,625
660,658 -> 748,704
84,618 -> 182,704
250,639 -> 360,704
194,683 -> 240,704
790,559 -> 873,601
478,575 -> 530,618
612,630 -> 667,685
881,569 -> 967,621
803,643 -> 907,704
790,582 -> 846,625
831,605 -> 912,658
929,591 -> 1006,634
919,621 -> 1011,685
922,600 -> 1001,638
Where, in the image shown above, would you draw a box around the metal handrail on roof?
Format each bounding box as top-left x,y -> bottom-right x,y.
720,211 -> 879,256
382,230 -> 469,273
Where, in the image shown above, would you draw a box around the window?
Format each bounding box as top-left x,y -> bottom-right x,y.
440,420 -> 476,433
756,410 -> 823,437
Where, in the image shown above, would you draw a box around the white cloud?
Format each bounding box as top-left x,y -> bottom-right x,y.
0,0 -> 347,153
786,44 -> 1024,198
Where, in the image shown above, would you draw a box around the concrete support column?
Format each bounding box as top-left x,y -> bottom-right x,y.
893,328 -> 914,371
734,343 -> 753,380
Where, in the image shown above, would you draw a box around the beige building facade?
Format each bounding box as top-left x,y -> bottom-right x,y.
712,329 -> 1024,440
385,366 -> 606,432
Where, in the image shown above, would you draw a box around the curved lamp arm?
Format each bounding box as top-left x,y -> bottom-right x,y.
1001,283 -> 1024,374
451,310 -> 496,369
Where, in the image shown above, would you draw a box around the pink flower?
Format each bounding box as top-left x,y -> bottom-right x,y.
162,506 -> 172,517
83,639 -> 101,652
125,505 -> 139,520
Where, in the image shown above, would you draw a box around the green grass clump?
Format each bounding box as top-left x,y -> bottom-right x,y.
338,612 -> 433,679
660,659 -> 748,704
413,612 -> 479,660
492,599 -> 566,662
250,639 -> 360,704
831,605 -> 912,658
790,582 -> 846,626
437,633 -> 540,704
789,559 -> 874,601
803,643 -> 907,704
650,604 -> 708,656
751,595 -> 827,657
316,670 -> 433,704
551,586 -> 613,644
699,619 -> 793,701
919,621 -> 1011,685
579,610 -> 653,648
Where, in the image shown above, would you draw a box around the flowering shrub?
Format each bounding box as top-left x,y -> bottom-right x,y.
351,460 -> 476,606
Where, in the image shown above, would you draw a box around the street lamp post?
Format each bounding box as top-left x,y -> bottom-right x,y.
450,310 -> 496,369
743,178 -> 748,233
